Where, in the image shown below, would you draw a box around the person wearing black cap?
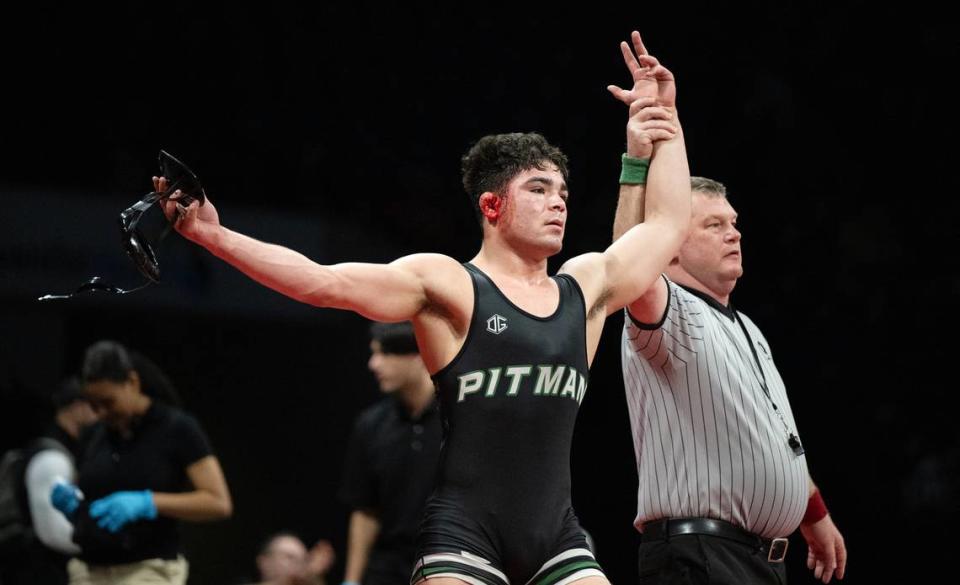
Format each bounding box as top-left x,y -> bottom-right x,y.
339,322 -> 441,585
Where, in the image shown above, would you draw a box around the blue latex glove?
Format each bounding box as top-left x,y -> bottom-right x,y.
50,481 -> 83,519
89,490 -> 157,533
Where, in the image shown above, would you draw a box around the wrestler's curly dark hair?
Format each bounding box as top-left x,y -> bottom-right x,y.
461,132 -> 569,224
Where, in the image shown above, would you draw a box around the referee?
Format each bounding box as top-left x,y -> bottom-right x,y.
613,177 -> 847,584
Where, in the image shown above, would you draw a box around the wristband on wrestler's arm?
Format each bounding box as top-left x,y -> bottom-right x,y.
619,154 -> 650,185
801,489 -> 829,525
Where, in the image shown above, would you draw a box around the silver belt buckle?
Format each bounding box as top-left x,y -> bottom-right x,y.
767,537 -> 789,562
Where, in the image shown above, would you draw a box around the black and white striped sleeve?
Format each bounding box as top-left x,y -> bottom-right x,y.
624,279 -> 703,369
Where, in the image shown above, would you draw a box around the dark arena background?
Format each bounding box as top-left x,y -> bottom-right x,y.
1,2 -> 956,583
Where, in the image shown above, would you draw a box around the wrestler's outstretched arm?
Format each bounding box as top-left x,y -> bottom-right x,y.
561,31 -> 688,322
153,177 -> 463,322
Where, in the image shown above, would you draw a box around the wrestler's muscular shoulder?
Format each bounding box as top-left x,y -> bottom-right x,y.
397,254 -> 474,374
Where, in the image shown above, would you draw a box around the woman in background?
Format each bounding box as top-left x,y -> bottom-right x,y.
52,340 -> 232,585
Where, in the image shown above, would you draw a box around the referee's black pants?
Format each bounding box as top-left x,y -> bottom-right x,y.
638,534 -> 787,585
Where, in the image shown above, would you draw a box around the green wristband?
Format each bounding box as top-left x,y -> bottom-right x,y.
619,154 -> 650,185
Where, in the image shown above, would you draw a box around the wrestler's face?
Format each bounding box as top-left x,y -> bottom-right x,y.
368,341 -> 423,393
83,373 -> 142,429
497,164 -> 568,257
675,192 -> 743,291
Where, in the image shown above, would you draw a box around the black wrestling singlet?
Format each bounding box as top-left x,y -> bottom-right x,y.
416,262 -> 592,584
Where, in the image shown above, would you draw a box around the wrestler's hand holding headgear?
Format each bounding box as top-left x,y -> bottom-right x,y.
39,151 -> 208,300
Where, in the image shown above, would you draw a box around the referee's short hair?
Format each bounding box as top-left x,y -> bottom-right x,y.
690,176 -> 727,198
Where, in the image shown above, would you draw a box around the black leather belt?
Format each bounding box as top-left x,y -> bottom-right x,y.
642,518 -> 789,563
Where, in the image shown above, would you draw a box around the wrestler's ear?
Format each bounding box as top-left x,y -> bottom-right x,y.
479,192 -> 504,222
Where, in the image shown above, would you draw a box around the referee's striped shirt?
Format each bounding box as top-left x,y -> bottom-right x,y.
621,278 -> 808,539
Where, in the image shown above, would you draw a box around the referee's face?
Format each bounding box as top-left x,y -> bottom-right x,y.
677,193 -> 743,291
